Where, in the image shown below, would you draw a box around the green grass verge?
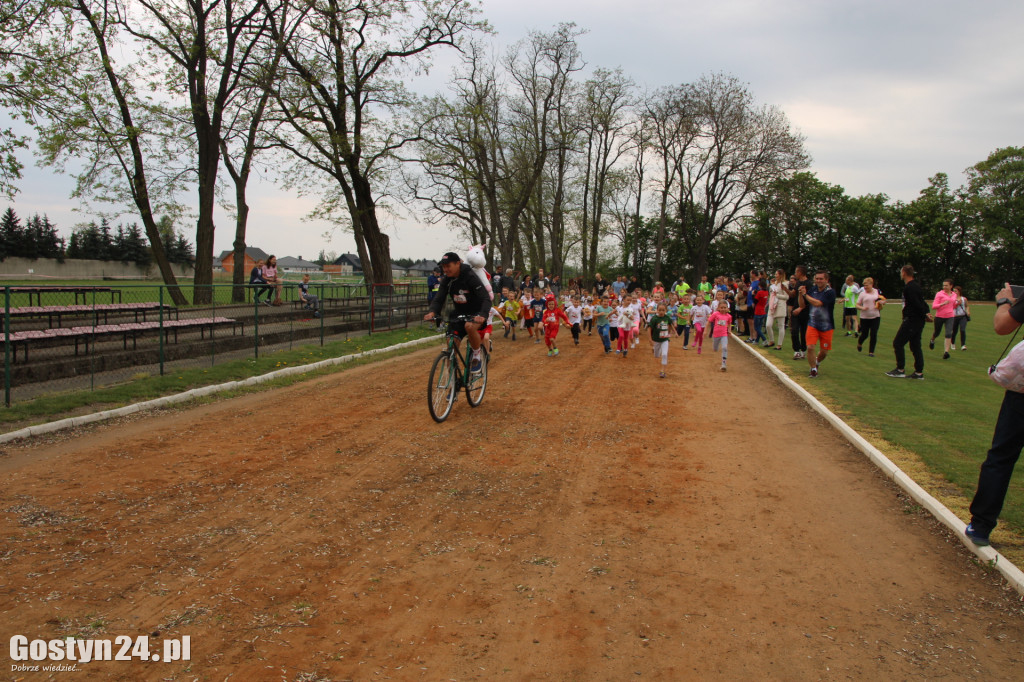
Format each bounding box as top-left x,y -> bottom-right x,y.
0,324 -> 437,431
746,303 -> 1024,563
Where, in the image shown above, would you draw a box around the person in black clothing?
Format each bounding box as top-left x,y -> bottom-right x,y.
790,265 -> 813,359
424,252 -> 492,372
965,283 -> 1024,546
594,273 -> 609,298
886,264 -> 932,379
626,275 -> 640,294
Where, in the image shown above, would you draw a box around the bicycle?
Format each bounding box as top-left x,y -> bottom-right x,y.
427,315 -> 489,422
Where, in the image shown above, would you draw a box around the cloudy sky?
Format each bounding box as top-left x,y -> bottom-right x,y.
9,0 -> 1024,264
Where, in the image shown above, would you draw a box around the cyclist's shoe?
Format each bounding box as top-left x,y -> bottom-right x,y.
470,352 -> 483,374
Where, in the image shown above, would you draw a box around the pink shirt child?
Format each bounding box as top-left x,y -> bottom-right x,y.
708,310 -> 732,337
932,290 -> 957,319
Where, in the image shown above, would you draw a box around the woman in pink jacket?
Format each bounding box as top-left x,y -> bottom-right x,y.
929,278 -> 957,359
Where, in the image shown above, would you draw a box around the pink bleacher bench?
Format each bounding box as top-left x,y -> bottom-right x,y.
1,317 -> 242,363
3,302 -> 178,329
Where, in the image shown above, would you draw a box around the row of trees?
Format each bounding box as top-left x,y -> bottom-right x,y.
712,146 -> 1022,299
0,207 -> 195,266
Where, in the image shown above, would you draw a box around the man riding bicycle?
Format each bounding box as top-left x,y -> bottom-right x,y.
423,252 -> 491,373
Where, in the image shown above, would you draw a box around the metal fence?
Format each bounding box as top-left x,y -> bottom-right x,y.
1,282 -> 430,406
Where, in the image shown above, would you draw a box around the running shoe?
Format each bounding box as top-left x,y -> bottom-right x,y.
622,351 -> 628,358
547,350 -> 553,357
659,371 -> 666,378
553,348 -> 559,356
809,367 -> 818,378
965,523 -> 990,547
470,353 -> 483,374
943,352 -> 950,360
885,368 -> 905,378
929,339 -> 935,350
961,345 -> 967,351
720,365 -> 727,372
906,372 -> 924,380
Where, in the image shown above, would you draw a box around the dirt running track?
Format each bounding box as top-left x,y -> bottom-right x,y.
2,332 -> 1024,681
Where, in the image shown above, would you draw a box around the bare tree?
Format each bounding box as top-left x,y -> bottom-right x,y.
677,73 -> 809,277
264,0 -> 485,286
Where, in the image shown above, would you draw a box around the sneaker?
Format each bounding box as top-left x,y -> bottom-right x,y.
907,372 -> 924,380
683,346 -> 689,350
720,365 -> 727,372
965,523 -> 990,547
793,352 -> 801,360
809,367 -> 818,378
553,348 -> 559,356
605,348 -> 611,353
547,350 -> 553,357
961,345 -> 967,351
929,339 -> 935,350
845,331 -> 852,337
943,351 -> 950,360
659,371 -> 666,378
574,339 -> 579,345
313,311 -> 321,318
697,348 -> 702,355
535,338 -> 540,344
615,349 -> 620,354
470,353 -> 483,374
622,351 -> 628,358
868,353 -> 874,357
857,345 -> 862,352
885,368 -> 905,378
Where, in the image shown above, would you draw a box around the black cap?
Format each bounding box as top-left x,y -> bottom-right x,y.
439,251 -> 460,265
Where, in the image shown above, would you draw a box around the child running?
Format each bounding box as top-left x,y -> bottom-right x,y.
617,296 -> 636,357
690,294 -> 712,355
565,296 -> 583,345
499,292 -> 520,341
676,294 -> 692,349
594,296 -> 613,353
706,300 -> 733,371
541,297 -> 571,356
649,301 -> 673,378
581,299 -> 594,336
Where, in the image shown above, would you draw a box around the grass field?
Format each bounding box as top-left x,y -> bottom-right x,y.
746,302 -> 1024,549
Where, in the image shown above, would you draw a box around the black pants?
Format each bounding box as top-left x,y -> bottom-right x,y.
969,390 -> 1024,535
893,317 -> 925,373
953,315 -> 968,346
790,313 -> 808,352
857,317 -> 880,354
571,323 -> 581,342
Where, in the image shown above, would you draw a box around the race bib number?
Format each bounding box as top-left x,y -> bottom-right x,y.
453,293 -> 467,304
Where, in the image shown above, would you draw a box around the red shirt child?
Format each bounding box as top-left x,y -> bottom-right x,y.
754,288 -> 770,316
541,299 -> 570,351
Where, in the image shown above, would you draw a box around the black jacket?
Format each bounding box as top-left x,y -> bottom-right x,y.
901,279 -> 929,320
429,263 -> 492,320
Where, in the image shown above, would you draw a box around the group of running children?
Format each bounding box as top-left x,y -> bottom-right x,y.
489,285 -> 734,378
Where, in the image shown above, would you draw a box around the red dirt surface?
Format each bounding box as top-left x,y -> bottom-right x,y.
2,332 -> 1023,680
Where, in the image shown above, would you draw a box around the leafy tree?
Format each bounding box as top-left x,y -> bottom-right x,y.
0,206 -> 21,260
965,146 -> 1024,294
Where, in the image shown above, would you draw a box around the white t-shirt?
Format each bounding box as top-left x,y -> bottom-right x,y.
690,304 -> 712,327
618,305 -> 635,329
565,304 -> 583,325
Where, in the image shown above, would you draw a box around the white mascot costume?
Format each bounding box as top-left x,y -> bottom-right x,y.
465,244 -> 493,300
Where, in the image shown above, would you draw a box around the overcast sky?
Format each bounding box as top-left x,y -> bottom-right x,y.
9,0 -> 1024,264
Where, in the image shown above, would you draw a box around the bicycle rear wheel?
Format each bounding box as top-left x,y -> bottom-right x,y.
465,348 -> 488,407
428,351 -> 457,422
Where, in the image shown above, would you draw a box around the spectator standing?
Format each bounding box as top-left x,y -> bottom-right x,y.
626,275 -> 641,294
594,273 -> 609,298
765,269 -> 789,350
427,267 -> 441,304
965,284 -> 1024,547
491,265 -> 505,302
550,274 -> 561,298
885,265 -> 932,380
612,276 -> 626,297
791,265 -> 813,359
535,268 -> 551,293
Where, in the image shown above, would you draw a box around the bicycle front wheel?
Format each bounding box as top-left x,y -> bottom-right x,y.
428,351 -> 457,422
465,349 -> 488,407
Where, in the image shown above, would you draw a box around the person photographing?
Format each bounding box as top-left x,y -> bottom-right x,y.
423,252 -> 492,374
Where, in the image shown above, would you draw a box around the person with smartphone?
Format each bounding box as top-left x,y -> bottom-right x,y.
965,283 -> 1024,546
